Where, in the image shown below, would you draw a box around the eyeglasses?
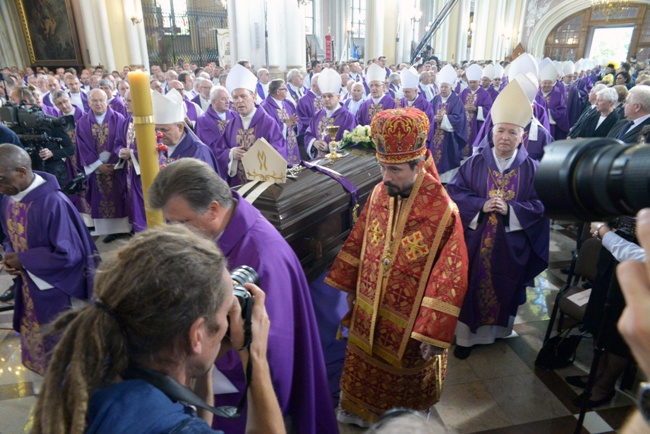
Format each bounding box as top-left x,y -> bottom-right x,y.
89,99 -> 106,104
278,88 -> 287,91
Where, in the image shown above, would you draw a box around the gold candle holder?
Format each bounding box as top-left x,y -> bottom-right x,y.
325,125 -> 342,159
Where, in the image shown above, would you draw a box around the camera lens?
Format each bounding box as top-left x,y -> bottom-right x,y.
230,265 -> 259,287
535,138 -> 650,221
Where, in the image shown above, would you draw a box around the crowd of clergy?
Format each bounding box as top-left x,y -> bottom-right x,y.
2,49 -> 650,431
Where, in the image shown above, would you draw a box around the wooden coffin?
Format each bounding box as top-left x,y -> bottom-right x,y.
237,148 -> 381,281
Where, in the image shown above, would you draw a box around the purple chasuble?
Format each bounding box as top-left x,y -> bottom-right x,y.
296,90 -> 323,135
212,192 -> 337,434
563,83 -> 583,129
1,171 -> 98,375
460,87 -> 493,157
399,93 -> 434,125
260,97 -> 301,165
163,130 -> 220,174
41,105 -> 59,117
355,93 -> 398,126
109,97 -> 128,118
184,99 -> 200,122
304,105 -> 357,158
118,118 -> 147,232
216,108 -> 287,187
446,145 -> 549,332
486,85 -> 498,102
537,87 -> 569,140
430,92 -> 468,174
195,106 -> 237,156
75,108 -> 128,220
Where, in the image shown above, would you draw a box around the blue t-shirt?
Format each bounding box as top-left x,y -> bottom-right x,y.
86,380 -> 224,434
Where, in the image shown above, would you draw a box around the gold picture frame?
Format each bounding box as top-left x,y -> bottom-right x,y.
14,0 -> 82,66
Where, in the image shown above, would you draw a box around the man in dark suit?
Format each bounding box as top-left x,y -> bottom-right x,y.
607,85 -> 650,143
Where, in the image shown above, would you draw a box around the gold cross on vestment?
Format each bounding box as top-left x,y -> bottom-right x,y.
401,231 -> 429,261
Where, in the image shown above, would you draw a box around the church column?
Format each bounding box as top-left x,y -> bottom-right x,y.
504,0 -> 518,58
0,1 -> 29,68
491,0 -> 506,60
383,0 -> 398,64
475,0 -> 490,60
95,0 -> 117,70
133,0 -> 149,70
440,5 -> 450,60
455,0 -> 470,62
396,2 -> 413,64
285,0 -> 306,71
78,1 -> 103,66
228,0 -> 265,70
365,0 -> 385,60
121,0 -> 143,67
266,0 -> 287,76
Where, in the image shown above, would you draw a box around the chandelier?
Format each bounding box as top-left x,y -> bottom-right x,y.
591,0 -> 631,21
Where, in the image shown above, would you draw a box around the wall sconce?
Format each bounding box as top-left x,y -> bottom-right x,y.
131,17 -> 142,25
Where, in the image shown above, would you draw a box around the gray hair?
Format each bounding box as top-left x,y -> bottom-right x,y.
98,79 -> 114,90
389,73 -> 400,84
629,85 -> 650,112
287,69 -> 301,82
149,158 -> 234,214
591,83 -> 606,95
209,85 -> 229,102
596,87 -> 618,103
51,90 -> 69,101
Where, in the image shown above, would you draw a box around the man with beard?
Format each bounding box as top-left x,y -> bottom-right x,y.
326,107 -> 468,427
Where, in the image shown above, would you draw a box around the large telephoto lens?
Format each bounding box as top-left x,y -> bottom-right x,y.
535,138 -> 650,221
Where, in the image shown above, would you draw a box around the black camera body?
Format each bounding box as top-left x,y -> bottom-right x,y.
535,138 -> 650,221
230,265 -> 259,350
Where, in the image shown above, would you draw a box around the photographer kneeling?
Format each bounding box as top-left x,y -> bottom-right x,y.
8,86 -> 74,188
31,225 -> 285,434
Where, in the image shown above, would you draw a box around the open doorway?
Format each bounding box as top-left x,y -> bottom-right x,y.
586,26 -> 634,61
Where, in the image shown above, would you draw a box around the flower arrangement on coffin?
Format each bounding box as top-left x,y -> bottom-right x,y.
338,125 -> 375,150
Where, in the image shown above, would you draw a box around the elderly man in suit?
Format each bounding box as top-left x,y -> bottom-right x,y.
607,85 -> 650,143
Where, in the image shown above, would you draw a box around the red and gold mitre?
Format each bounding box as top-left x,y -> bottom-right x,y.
371,107 -> 429,164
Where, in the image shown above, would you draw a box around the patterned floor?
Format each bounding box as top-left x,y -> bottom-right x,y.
0,226 -> 641,433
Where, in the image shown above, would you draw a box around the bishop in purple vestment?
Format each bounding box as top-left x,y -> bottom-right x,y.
0,145 -> 98,375
75,90 -> 130,235
430,88 -> 467,177
538,81 -> 569,140
446,87 -> 549,358
216,106 -> 286,186
260,79 -> 301,165
195,86 -> 237,157
305,103 -> 357,159
296,88 -> 323,135
148,161 -> 338,434
460,85 -> 493,156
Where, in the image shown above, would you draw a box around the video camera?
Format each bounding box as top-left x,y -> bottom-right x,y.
535,138 -> 650,221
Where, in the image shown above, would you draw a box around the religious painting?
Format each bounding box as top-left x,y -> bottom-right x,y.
14,0 -> 82,66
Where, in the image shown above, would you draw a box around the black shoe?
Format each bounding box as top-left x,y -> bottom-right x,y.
453,345 -> 472,360
0,286 -> 14,303
102,233 -> 132,243
582,282 -> 593,289
566,375 -> 588,389
573,391 -> 615,409
560,267 -> 570,274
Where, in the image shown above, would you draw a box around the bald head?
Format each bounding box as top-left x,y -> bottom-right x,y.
0,144 -> 33,195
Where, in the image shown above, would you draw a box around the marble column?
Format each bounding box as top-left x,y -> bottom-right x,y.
285,0 -> 306,71
95,0 -> 117,70
133,0 -> 150,70
267,0 -> 286,75
228,0 -> 266,69
78,0 -> 103,67
122,0 -> 143,67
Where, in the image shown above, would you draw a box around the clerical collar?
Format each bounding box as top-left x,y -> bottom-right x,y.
372,96 -> 382,104
64,108 -> 75,116
167,132 -> 186,157
492,147 -> 518,172
326,105 -> 339,117
217,111 -> 226,121
542,91 -> 550,97
407,100 -> 415,107
12,173 -> 45,202
271,96 -> 284,106
441,96 -> 449,103
240,108 -> 256,129
94,112 -> 107,124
